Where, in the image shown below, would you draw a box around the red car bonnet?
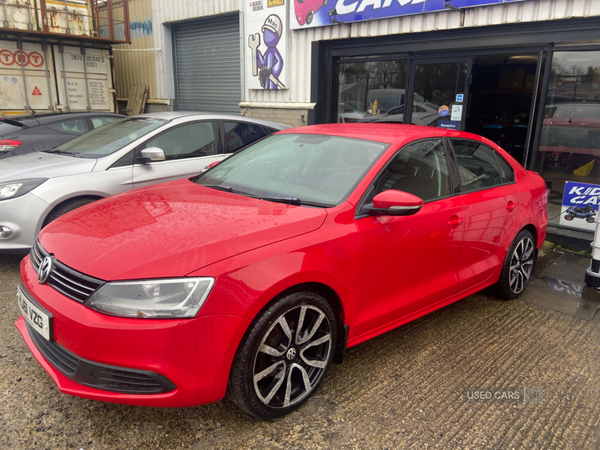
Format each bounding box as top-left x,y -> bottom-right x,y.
38,179 -> 327,280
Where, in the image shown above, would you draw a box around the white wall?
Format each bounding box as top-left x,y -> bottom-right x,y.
152,0 -> 600,107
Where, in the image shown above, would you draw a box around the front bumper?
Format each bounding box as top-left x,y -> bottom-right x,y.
16,256 -> 251,407
0,192 -> 49,252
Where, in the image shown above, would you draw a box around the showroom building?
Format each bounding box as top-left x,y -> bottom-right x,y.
138,0 -> 600,231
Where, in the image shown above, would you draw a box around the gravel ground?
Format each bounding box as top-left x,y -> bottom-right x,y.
1,252 -> 599,449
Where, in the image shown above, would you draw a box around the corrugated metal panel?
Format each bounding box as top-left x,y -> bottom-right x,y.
113,0 -> 156,99
151,0 -> 600,105
173,14 -> 241,114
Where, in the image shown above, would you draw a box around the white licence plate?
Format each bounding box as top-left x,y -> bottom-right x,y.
17,284 -> 52,341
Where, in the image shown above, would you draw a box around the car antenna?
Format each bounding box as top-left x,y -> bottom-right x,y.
242,90 -> 258,117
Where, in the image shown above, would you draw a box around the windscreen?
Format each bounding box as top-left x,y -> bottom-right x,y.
196,133 -> 389,206
53,118 -> 167,158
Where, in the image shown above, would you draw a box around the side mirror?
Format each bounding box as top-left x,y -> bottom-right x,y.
367,190 -> 423,216
138,147 -> 166,164
208,161 -> 220,169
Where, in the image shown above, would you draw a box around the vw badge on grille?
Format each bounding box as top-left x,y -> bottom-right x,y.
38,256 -> 53,285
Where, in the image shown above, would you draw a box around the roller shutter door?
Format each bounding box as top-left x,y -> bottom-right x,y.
173,14 -> 241,114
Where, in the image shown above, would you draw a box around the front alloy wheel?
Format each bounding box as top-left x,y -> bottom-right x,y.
229,292 -> 337,418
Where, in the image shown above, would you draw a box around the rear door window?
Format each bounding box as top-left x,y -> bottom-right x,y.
449,139 -> 511,192
224,122 -> 269,153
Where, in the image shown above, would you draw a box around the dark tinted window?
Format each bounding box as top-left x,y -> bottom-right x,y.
224,122 -> 269,153
450,139 -> 503,192
144,121 -> 216,160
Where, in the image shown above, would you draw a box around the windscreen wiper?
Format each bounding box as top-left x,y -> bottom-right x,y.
258,196 -> 334,208
42,149 -> 75,155
202,184 -> 258,198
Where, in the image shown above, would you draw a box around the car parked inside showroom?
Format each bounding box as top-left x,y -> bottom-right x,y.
0,111 -> 288,253
0,112 -> 125,159
15,124 -> 548,419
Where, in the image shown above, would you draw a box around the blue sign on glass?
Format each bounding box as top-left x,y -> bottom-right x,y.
291,0 -> 530,30
437,120 -> 459,130
456,94 -> 464,102
562,181 -> 600,209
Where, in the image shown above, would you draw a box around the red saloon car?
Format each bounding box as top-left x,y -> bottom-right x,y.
15,124 -> 548,418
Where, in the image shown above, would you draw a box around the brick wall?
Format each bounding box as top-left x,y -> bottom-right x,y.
240,107 -> 308,128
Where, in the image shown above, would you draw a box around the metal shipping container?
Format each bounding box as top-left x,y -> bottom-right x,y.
1,39 -> 115,114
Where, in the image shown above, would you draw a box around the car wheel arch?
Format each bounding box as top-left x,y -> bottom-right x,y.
41,195 -> 104,229
233,281 -> 348,367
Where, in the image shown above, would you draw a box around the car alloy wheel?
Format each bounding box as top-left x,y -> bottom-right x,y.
508,235 -> 535,295
229,291 -> 336,418
496,230 -> 535,300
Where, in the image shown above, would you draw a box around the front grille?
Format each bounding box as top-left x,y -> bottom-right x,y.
30,240 -> 105,303
26,322 -> 176,395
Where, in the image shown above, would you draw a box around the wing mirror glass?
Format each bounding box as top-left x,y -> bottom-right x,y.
367,190 -> 423,216
139,147 -> 166,164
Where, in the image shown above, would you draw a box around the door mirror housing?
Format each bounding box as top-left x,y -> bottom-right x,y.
367,190 -> 423,216
138,147 -> 166,164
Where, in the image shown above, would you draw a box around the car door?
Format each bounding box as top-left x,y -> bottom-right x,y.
449,138 -> 519,293
133,121 -> 223,189
354,138 -> 466,336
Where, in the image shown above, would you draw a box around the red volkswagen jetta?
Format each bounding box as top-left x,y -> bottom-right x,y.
16,124 -> 548,418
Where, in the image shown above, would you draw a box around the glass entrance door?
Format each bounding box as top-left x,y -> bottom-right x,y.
407,59 -> 472,130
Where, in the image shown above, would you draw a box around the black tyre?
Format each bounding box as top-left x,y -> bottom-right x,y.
306,10 -> 314,25
586,216 -> 595,223
42,197 -> 97,228
229,291 -> 336,419
496,230 -> 536,300
564,214 -> 574,221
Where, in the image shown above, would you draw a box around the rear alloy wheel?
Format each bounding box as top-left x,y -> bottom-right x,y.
496,230 -> 535,300
229,291 -> 336,418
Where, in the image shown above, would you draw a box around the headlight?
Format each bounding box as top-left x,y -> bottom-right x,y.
86,277 -> 215,319
0,178 -> 47,201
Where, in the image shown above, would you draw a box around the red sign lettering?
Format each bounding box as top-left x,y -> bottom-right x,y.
0,50 -> 44,67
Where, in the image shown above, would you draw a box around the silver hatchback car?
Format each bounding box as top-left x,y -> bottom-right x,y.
0,112 -> 289,253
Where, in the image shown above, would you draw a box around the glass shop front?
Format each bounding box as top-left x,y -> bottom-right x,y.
312,19 -> 600,232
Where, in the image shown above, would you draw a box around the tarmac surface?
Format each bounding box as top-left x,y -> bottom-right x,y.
0,246 -> 599,449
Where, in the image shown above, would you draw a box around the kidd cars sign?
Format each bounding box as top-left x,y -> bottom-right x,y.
291,0 -> 531,30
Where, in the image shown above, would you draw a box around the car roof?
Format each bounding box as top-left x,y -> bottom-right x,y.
277,123 -> 477,146
133,111 -> 290,129
1,111 -> 124,126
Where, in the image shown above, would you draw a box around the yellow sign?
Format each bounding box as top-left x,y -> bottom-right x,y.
268,0 -> 284,7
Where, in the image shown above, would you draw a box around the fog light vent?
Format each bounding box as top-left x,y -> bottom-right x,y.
0,226 -> 13,239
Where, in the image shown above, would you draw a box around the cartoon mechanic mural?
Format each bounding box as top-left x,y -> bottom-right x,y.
248,14 -> 286,89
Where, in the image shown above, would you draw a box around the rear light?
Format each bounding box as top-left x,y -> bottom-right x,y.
0,140 -> 22,152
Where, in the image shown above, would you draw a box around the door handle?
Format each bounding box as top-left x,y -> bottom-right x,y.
506,201 -> 516,212
448,216 -> 463,228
